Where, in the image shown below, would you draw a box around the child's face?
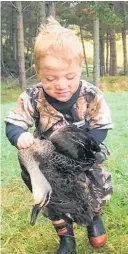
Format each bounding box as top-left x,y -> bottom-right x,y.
35,55 -> 82,102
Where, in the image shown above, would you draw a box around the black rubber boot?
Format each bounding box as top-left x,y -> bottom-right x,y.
56,235 -> 76,254
87,215 -> 107,248
53,221 -> 76,254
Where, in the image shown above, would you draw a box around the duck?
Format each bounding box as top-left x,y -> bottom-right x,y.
18,125 -> 102,226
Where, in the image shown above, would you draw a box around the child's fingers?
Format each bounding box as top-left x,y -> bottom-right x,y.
17,133 -> 35,149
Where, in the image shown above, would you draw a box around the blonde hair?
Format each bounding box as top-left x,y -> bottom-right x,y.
34,17 -> 84,69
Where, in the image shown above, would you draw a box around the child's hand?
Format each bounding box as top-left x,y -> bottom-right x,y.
17,132 -> 35,150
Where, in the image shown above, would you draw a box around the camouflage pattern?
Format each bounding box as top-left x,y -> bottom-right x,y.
5,80 -> 113,210
5,80 -> 113,134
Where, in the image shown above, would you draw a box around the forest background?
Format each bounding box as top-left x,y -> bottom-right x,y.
1,1 -> 128,88
1,1 -> 128,254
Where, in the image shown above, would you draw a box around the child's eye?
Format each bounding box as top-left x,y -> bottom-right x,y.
46,77 -> 55,82
66,76 -> 75,80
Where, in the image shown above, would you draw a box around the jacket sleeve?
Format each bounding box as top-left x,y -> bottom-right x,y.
87,87 -> 113,130
86,128 -> 108,144
5,87 -> 39,130
6,123 -> 26,146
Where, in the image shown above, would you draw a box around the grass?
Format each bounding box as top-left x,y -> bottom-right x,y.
100,76 -> 128,92
1,81 -> 128,253
1,77 -> 39,104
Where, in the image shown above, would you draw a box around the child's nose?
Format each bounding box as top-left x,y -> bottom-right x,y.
55,78 -> 68,89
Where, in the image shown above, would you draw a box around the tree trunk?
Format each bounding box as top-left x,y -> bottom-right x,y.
100,35 -> 105,76
45,2 -> 55,18
1,38 -> 3,65
122,30 -> 128,75
16,1 -> 26,88
12,5 -> 17,60
109,3 -> 117,76
93,16 -> 100,86
109,29 -> 117,76
122,2 -> 128,75
106,33 -> 109,75
80,26 -> 89,77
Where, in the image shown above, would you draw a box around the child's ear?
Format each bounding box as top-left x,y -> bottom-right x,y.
33,64 -> 36,73
33,64 -> 39,76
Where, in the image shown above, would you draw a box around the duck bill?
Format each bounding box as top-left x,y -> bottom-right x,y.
30,204 -> 42,225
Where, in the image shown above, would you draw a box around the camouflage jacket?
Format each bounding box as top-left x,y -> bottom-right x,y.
5,80 -> 113,138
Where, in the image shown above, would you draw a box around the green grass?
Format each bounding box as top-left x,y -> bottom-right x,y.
1,91 -> 128,253
1,77 -> 39,104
